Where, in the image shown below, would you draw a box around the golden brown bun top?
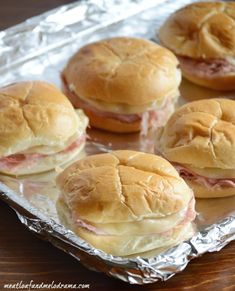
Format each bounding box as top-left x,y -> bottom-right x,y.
63,37 -> 180,107
156,98 -> 235,169
159,2 -> 235,58
0,81 -> 81,157
56,150 -> 192,223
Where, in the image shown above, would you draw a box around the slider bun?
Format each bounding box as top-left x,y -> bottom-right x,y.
156,98 -> 235,169
82,108 -> 140,133
56,150 -> 194,255
1,142 -> 85,176
57,196 -> 193,256
62,37 -> 180,107
56,150 -> 192,224
159,2 -> 235,59
181,69 -> 235,91
0,81 -> 82,157
183,179 -> 235,199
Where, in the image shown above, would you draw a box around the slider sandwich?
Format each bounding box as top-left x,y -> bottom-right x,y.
159,2 -> 235,90
62,37 -> 181,134
56,150 -> 195,256
0,81 -> 88,176
156,98 -> 235,198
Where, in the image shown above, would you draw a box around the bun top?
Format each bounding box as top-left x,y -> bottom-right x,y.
159,2 -> 235,59
0,81 -> 81,157
56,150 -> 192,224
156,98 -> 235,169
63,37 -> 180,108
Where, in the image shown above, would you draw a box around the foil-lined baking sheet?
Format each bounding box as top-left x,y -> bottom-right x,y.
0,0 -> 235,285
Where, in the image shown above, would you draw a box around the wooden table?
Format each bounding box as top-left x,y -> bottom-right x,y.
0,1 -> 235,290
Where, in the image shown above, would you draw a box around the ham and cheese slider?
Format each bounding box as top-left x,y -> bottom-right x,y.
56,150 -> 195,257
62,37 -> 181,134
155,98 -> 235,198
159,2 -> 235,91
0,81 -> 88,176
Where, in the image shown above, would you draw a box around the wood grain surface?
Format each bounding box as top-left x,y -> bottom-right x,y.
0,1 -> 235,291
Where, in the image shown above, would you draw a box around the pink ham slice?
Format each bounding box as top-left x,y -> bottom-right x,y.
140,97 -> 174,136
63,134 -> 86,152
178,56 -> 235,78
0,134 -> 86,171
175,164 -> 235,189
75,218 -> 109,236
94,110 -> 141,123
0,154 -> 45,171
178,197 -> 195,226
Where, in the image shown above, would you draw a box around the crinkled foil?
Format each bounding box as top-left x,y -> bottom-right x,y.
0,0 -> 235,285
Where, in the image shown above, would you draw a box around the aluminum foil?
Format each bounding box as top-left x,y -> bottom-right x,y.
0,0 -> 235,285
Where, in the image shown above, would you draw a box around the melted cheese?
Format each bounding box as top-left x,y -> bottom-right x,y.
70,84 -> 180,114
75,198 -> 195,236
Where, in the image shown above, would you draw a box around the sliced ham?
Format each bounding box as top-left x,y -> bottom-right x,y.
0,154 -> 44,172
1,153 -> 44,164
175,164 -> 235,189
94,110 -> 141,123
0,134 -> 86,171
178,56 -> 235,78
178,197 -> 196,226
63,134 -> 86,152
140,96 -> 174,136
75,218 -> 109,236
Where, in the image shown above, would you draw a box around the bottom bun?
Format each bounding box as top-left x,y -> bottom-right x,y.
182,69 -> 235,91
57,197 -> 194,257
126,223 -> 195,258
184,178 -> 235,198
0,142 -> 85,176
75,222 -> 193,257
83,108 -> 141,133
